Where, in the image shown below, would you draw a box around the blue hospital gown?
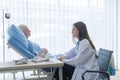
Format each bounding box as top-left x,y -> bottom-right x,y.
28,40 -> 43,55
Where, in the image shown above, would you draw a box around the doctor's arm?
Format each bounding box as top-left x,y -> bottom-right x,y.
62,39 -> 93,66
58,47 -> 76,60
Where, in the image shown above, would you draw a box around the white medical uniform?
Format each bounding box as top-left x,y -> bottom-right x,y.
63,39 -> 99,80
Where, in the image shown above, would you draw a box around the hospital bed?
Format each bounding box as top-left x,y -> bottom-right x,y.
7,24 -> 53,80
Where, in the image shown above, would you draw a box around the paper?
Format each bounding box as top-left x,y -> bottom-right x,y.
31,57 -> 49,63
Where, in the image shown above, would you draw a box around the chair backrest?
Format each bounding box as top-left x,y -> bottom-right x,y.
98,48 -> 113,78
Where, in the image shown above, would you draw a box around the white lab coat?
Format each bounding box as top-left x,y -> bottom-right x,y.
63,39 -> 99,80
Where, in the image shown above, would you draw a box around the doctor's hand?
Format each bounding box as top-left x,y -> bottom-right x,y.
58,56 -> 65,61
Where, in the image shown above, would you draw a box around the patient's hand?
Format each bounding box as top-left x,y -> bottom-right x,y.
39,53 -> 46,58
39,48 -> 48,58
42,48 -> 48,53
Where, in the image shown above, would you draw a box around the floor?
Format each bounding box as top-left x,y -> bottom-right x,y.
110,71 -> 120,80
0,70 -> 120,80
0,71 -> 52,80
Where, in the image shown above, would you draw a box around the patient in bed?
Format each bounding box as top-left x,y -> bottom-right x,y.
8,23 -> 63,60
7,24 -> 52,59
8,24 -> 55,72
18,24 -> 49,58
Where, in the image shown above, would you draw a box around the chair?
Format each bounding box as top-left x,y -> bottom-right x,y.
82,48 -> 113,80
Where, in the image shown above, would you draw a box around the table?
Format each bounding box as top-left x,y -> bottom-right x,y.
0,58 -> 64,80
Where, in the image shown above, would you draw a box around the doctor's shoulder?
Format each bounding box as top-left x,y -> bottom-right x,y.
80,39 -> 90,46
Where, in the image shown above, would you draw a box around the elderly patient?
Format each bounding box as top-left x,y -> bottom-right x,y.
18,24 -> 48,58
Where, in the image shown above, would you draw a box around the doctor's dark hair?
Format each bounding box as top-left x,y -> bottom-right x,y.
73,21 -> 98,58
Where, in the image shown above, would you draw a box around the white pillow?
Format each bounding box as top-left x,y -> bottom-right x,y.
7,24 -> 28,48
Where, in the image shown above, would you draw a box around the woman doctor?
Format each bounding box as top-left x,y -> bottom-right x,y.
53,21 -> 99,80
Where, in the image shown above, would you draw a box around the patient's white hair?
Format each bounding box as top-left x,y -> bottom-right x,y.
18,24 -> 28,31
